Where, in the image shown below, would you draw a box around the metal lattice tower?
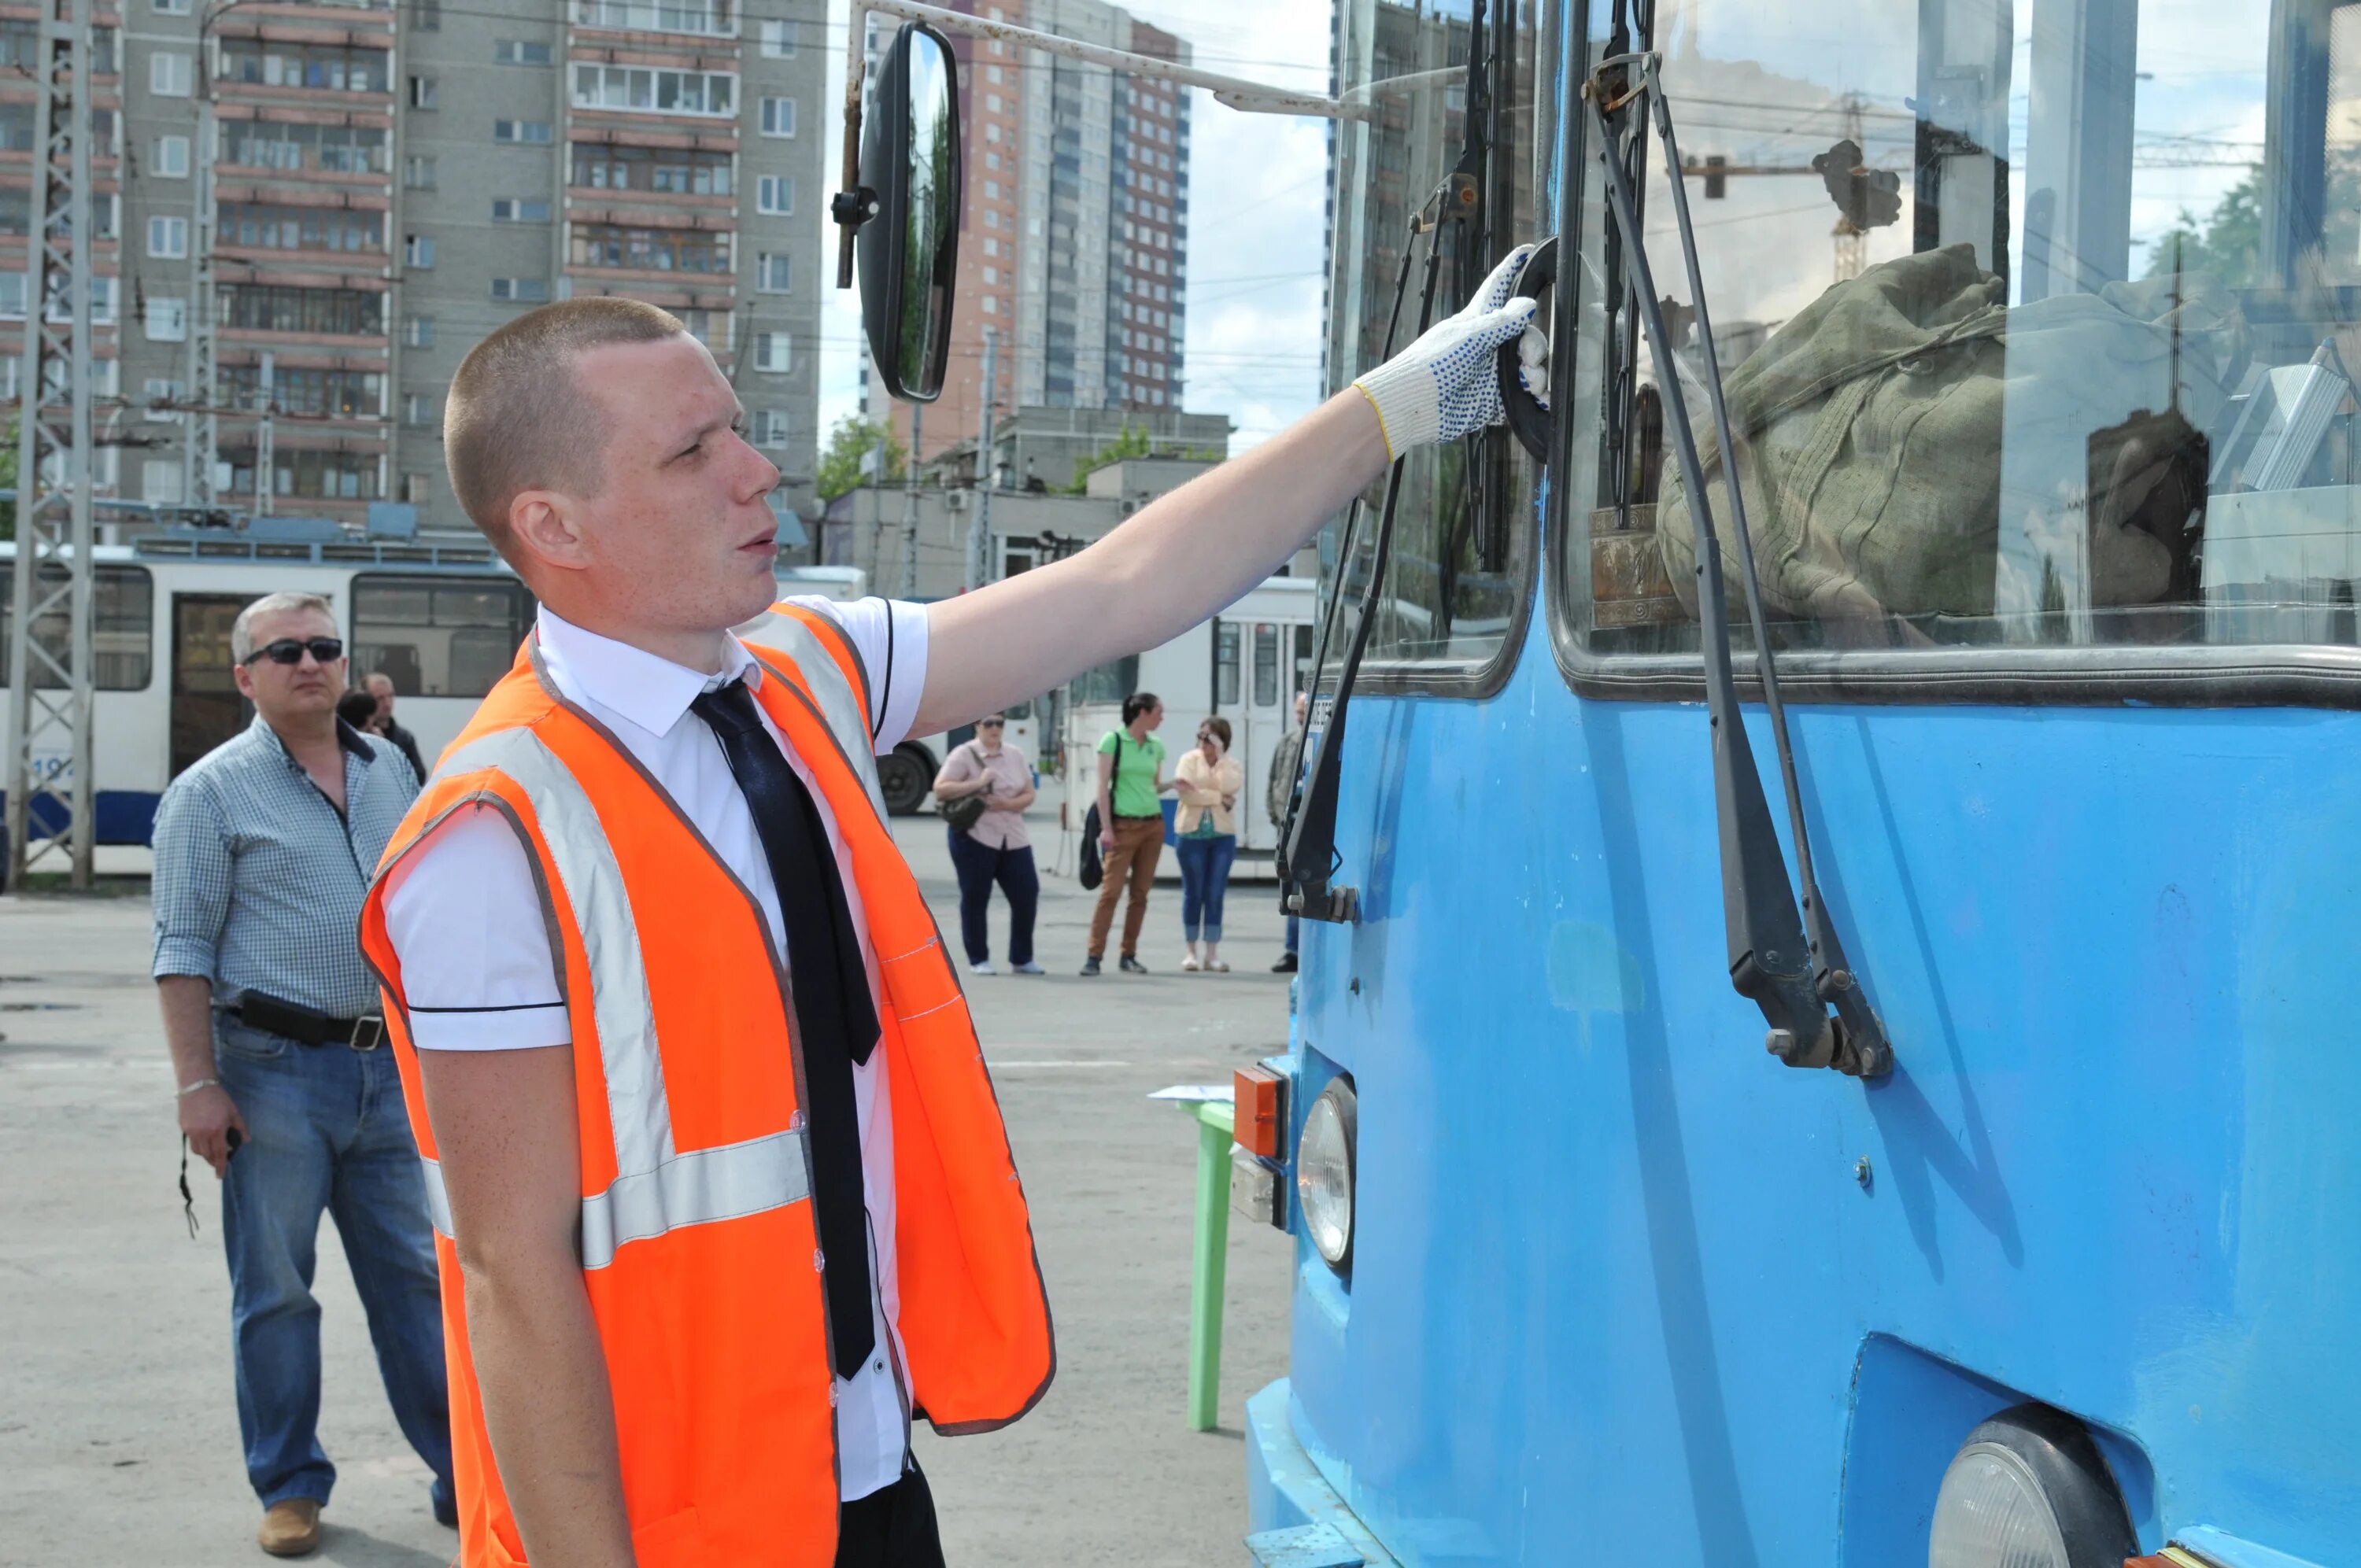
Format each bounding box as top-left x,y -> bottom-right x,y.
5,0 -> 98,891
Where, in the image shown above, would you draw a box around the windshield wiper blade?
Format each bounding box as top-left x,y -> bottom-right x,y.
1585,53 -> 1892,1079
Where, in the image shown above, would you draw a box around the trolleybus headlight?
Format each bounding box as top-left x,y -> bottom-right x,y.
1297,1077 -> 1357,1270
1927,1404 -> 2137,1568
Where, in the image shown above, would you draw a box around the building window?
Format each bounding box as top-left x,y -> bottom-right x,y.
570,223 -> 730,273
404,473 -> 431,504
217,39 -> 391,94
153,135 -> 190,178
405,155 -> 436,189
754,410 -> 789,448
352,574 -> 537,698
405,316 -> 434,348
756,253 -> 790,292
495,120 -> 552,144
491,198 -> 551,223
754,331 -> 790,372
571,142 -> 732,195
405,234 -> 434,268
223,284 -> 385,335
408,75 -> 437,109
759,19 -> 798,56
145,297 -> 187,341
571,64 -> 735,117
414,0 -> 442,28
494,39 -> 553,66
490,278 -> 552,303
0,274 -> 24,319
153,0 -> 194,12
759,96 -> 796,137
756,175 -> 793,215
218,202 -> 383,254
146,216 -> 188,258
573,0 -> 730,36
224,364 -> 385,419
403,393 -> 438,426
228,120 -> 390,175
150,51 -> 193,97
142,378 -> 186,422
142,459 -> 186,503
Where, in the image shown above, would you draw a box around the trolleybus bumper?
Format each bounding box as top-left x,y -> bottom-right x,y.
1243,1379 -> 1397,1568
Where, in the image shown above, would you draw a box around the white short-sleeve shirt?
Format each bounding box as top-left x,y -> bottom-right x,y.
379,595 -> 929,1503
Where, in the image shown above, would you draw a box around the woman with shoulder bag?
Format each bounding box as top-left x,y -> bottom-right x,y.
1174,717 -> 1247,972
933,714 -> 1041,976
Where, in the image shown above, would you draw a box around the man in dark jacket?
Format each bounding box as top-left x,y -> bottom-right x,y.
364,671 -> 428,783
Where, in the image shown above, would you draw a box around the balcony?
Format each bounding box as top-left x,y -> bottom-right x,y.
567,220 -> 731,277
572,0 -> 736,40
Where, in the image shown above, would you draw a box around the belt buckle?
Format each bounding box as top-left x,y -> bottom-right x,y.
349,1016 -> 386,1053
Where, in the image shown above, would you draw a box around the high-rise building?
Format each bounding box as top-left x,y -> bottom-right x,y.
863,0 -> 1191,464
87,0 -> 826,537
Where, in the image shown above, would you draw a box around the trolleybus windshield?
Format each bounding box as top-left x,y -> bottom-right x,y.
1556,0 -> 2361,695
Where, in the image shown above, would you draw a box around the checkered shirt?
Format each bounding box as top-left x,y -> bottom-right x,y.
150,714 -> 420,1019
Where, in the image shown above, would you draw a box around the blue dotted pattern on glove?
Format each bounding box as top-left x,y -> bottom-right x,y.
1428,305 -> 1535,444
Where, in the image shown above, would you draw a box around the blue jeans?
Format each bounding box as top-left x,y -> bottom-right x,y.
213,1015 -> 454,1515
1175,833 -> 1239,944
946,831 -> 1039,967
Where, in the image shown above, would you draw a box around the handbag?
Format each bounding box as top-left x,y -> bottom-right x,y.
942,743 -> 989,836
1077,734 -> 1121,890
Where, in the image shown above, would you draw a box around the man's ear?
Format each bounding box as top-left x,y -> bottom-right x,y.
231,660 -> 257,702
508,491 -> 591,575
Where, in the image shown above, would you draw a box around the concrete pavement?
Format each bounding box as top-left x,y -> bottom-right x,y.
0,814 -> 1297,1567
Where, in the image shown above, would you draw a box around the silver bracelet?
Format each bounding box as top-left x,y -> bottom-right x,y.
176,1077 -> 222,1098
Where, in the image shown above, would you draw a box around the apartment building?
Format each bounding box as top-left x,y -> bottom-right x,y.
865,0 -> 1191,463
81,0 -> 825,535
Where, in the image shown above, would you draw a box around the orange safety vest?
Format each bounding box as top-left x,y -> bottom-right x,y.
357,603 -> 1054,1568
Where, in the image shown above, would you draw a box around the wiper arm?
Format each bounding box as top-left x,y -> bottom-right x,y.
1584,53 -> 1892,1079
1280,190 -> 1460,924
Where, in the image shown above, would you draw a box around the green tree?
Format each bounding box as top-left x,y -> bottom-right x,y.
815,415 -> 907,503
2146,171 -> 2263,287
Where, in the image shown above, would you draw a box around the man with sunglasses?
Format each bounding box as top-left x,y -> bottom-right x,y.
150,592 -> 454,1559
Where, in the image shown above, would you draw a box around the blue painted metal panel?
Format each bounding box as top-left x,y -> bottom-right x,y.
1264,589 -> 2361,1564
0,789 -> 161,848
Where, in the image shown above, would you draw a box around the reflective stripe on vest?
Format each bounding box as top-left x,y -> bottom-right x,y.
413,725 -> 811,1270
737,608 -> 890,823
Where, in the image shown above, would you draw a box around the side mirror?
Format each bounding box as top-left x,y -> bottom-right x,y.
845,21 -> 962,402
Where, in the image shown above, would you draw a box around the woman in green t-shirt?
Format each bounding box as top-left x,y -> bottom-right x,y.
1084,691 -> 1176,975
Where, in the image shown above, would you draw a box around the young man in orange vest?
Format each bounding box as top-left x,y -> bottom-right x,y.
359,260 -> 1536,1567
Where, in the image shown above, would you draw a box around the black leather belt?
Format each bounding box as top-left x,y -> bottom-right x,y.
235,991 -> 386,1052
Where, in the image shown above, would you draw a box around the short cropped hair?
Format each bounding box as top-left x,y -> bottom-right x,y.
231,592 -> 334,663
444,297 -> 686,557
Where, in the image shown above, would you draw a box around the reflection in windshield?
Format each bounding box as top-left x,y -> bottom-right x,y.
900,32 -> 958,399
1575,0 -> 2361,655
1328,0 -> 1539,666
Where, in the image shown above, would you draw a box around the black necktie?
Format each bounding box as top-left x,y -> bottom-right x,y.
691,678 -> 878,1378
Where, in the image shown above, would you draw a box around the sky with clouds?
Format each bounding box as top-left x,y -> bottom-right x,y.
817,0 -> 1338,454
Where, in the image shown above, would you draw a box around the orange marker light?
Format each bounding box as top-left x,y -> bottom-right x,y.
1234,1065 -> 1287,1159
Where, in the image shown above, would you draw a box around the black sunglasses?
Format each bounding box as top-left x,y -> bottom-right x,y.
977,718 -> 1005,728
244,636 -> 344,667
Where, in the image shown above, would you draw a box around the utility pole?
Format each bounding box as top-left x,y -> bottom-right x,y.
252,350 -> 275,517
900,403 -> 922,596
6,0 -> 98,891
969,328 -> 996,591
184,1 -> 232,507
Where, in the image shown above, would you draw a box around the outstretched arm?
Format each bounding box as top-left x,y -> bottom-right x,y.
914,246 -> 1540,736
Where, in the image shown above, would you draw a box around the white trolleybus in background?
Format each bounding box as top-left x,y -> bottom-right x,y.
1052,575 -> 1318,876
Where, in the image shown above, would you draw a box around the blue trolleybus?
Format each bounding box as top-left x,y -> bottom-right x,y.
1243,0 -> 2361,1563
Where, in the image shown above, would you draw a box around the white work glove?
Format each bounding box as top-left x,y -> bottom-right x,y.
1350,243 -> 1543,459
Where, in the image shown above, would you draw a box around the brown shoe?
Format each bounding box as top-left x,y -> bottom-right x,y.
257,1498 -> 322,1557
